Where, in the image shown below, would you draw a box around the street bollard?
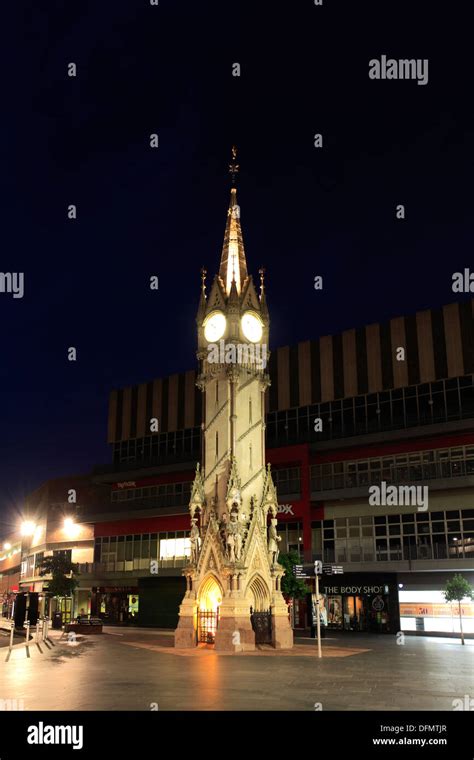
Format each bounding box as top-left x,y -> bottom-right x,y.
35,618 -> 43,653
43,616 -> 54,646
24,620 -> 31,658
5,620 -> 15,662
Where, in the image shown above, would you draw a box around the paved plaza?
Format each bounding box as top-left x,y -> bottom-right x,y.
1,627 -> 473,711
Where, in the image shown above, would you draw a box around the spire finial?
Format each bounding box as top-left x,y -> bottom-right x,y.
228,145 -> 239,185
259,267 -> 266,298
200,267 -> 207,296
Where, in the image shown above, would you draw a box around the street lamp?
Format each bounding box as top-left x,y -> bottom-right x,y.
64,517 -> 80,539
20,520 -> 36,537
3,542 -> 11,551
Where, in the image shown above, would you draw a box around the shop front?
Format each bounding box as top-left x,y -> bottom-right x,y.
91,586 -> 139,624
320,573 -> 400,634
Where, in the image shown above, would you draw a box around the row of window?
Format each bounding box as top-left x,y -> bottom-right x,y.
113,427 -> 201,464
320,510 -> 474,562
267,376 -> 474,444
109,471 -> 300,504
111,376 -> 474,464
94,532 -> 191,565
272,467 -> 301,495
111,481 -> 192,504
311,445 -> 474,491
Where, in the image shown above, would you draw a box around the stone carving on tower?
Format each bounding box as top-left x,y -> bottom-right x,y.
174,149 -> 293,651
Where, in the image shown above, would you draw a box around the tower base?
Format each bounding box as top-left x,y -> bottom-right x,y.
214,616 -> 256,652
271,613 -> 294,649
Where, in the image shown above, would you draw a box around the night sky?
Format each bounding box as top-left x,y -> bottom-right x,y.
1,0 -> 473,524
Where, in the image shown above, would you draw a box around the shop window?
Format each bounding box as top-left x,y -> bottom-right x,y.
417,522 -> 430,535
117,538 -> 125,561
375,539 -> 388,560
311,527 -> 322,554
432,534 -> 447,559
445,510 -> 460,519
447,522 -> 461,533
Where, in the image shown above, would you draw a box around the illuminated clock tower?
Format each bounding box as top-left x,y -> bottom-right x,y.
174,150 -> 293,651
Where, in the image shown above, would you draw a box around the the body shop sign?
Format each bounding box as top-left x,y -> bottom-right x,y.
323,584 -> 389,595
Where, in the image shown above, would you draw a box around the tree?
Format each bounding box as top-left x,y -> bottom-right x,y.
278,551 -> 308,600
38,553 -> 80,601
444,574 -> 473,645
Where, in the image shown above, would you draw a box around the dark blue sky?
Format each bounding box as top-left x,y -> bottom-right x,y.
1,0 -> 472,523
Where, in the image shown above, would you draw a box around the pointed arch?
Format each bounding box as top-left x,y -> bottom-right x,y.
197,574 -> 224,612
248,573 -> 270,612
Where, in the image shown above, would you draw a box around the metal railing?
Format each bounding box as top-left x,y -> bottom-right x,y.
316,542 -> 473,564
311,459 -> 474,492
77,557 -> 189,574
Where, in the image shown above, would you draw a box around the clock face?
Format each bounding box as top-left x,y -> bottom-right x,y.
203,311 -> 226,342
241,311 -> 263,343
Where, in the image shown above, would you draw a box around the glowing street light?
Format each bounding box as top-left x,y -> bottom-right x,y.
64,517 -> 80,539
3,542 -> 11,551
20,520 -> 36,537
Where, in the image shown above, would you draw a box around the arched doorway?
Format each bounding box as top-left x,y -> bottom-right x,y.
248,574 -> 270,612
197,575 -> 223,644
248,574 -> 272,644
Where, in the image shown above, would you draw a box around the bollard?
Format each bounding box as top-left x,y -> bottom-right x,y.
24,620 -> 31,658
35,618 -> 43,653
43,616 -> 54,646
5,620 -> 15,662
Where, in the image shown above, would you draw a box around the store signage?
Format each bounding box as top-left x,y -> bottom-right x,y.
372,595 -> 385,611
323,564 -> 344,575
113,475 -> 193,491
277,504 -> 294,516
293,564 -> 311,579
323,584 -> 386,595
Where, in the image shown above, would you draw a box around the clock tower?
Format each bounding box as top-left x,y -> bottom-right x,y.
174,150 -> 293,651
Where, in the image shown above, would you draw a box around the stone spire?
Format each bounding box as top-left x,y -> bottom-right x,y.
219,148 -> 248,296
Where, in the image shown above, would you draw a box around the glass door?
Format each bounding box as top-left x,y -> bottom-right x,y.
343,596 -> 355,630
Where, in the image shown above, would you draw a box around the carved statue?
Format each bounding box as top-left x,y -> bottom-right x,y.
226,530 -> 236,563
229,513 -> 247,561
226,485 -> 242,512
190,518 -> 202,564
268,518 -> 281,565
219,512 -> 228,549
